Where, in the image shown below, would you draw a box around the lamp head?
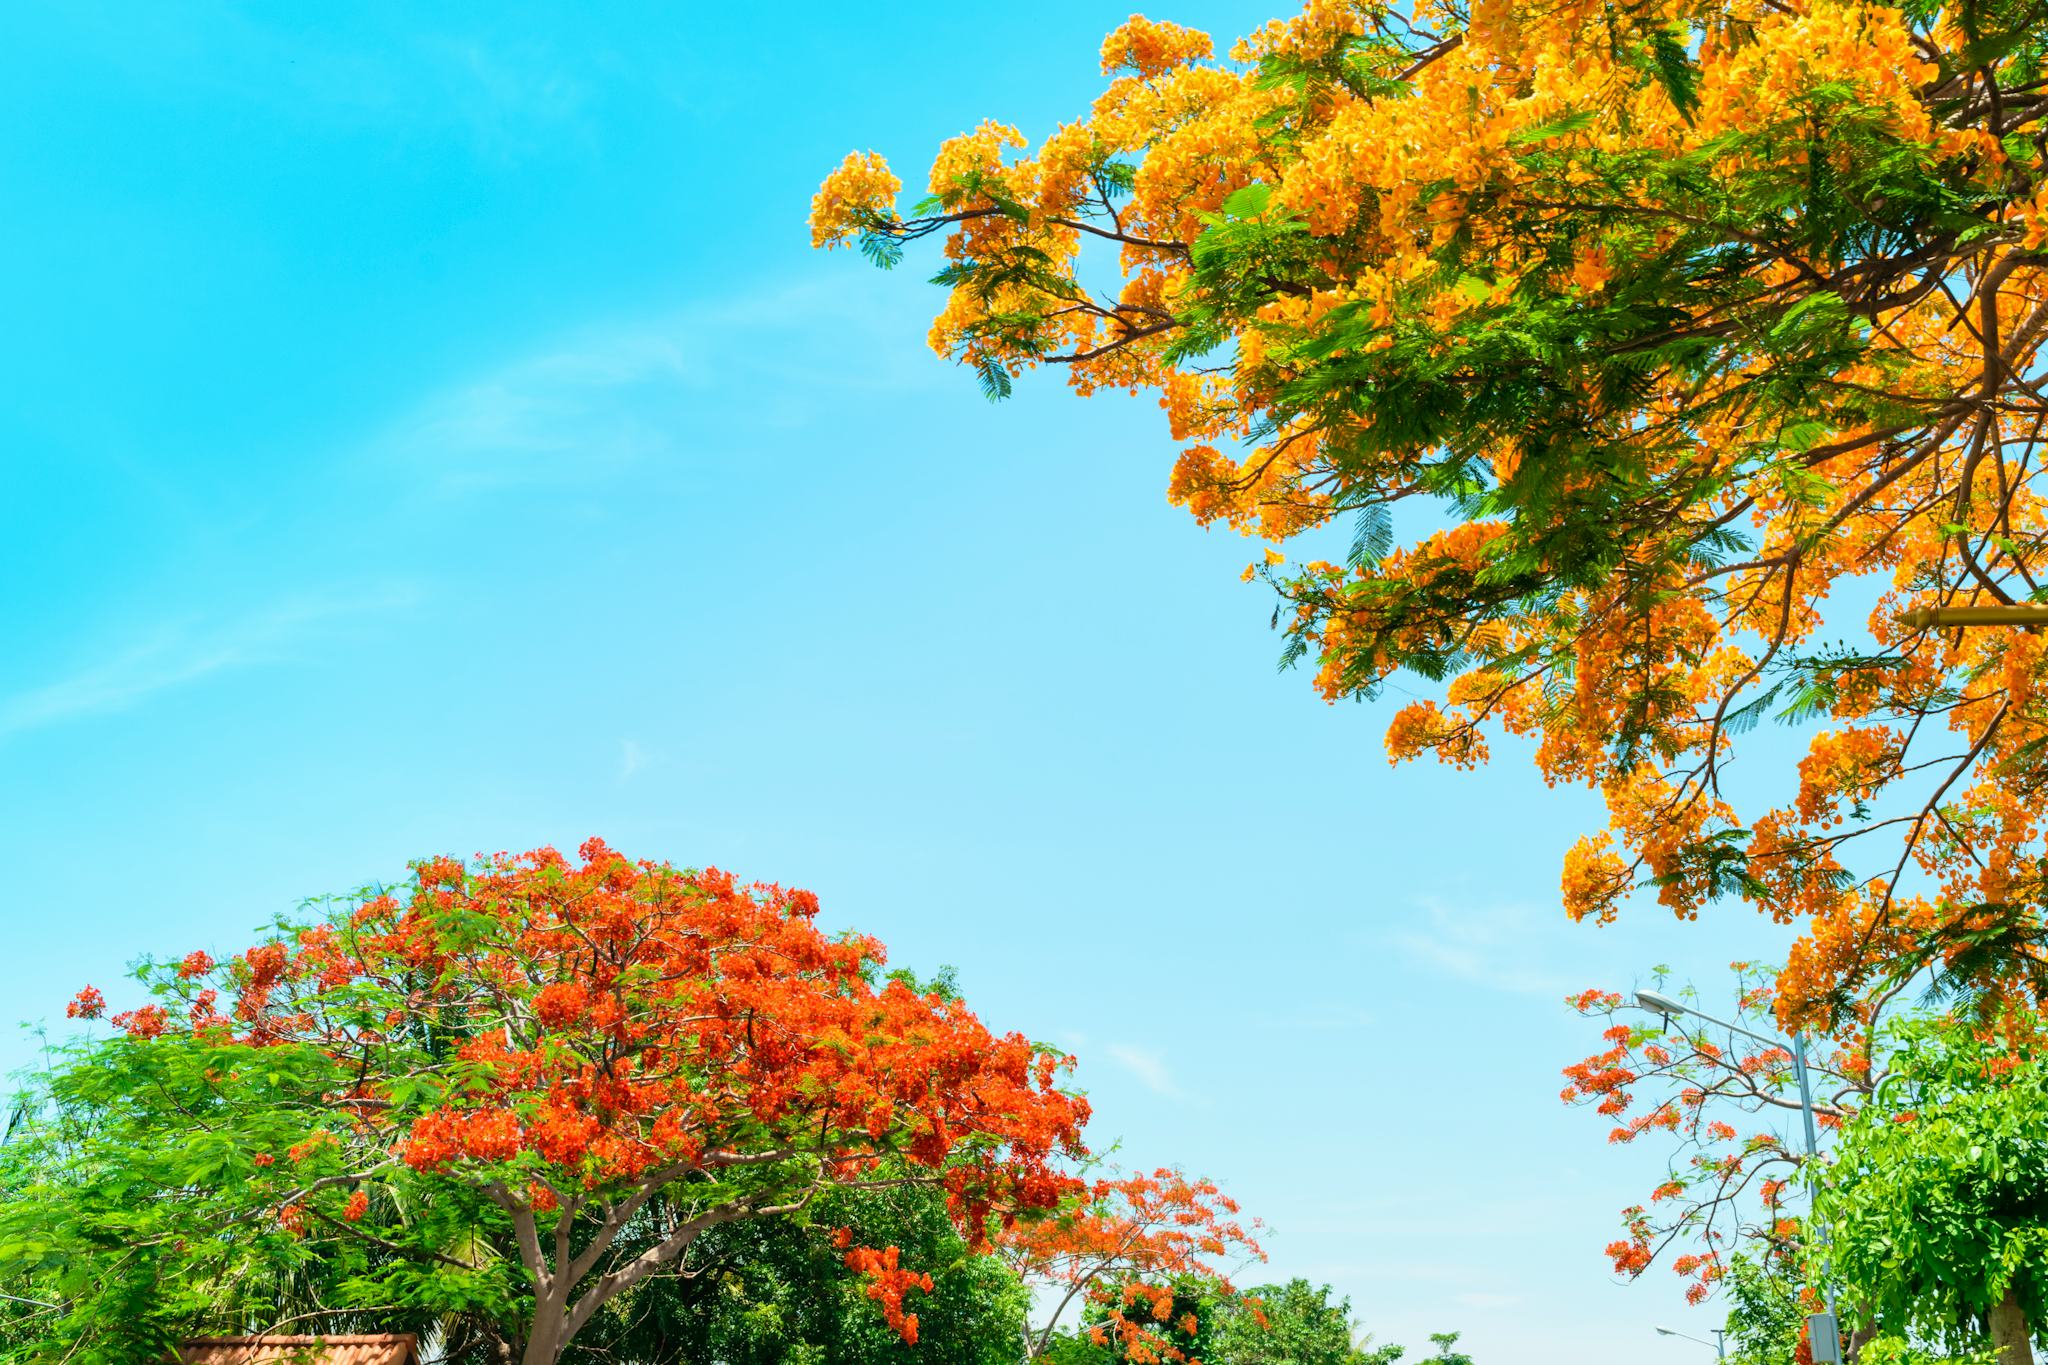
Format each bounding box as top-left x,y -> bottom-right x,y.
1655,1327 -> 1677,1337
1637,988 -> 1687,1018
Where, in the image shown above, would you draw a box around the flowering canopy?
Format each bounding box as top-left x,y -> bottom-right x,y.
36,841 -> 1091,1365
814,0 -> 2048,1035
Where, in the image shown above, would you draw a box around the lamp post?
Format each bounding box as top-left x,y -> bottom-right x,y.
1634,989 -> 1843,1364
1656,1325 -> 1727,1359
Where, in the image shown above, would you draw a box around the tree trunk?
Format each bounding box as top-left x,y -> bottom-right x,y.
1991,1287 -> 2034,1365
521,1293 -> 569,1365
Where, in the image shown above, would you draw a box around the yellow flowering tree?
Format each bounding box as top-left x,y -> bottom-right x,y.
813,0 -> 2048,1044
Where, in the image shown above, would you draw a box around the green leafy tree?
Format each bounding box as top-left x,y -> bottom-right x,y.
1212,1278 -> 1373,1365
1,1086 -> 1024,1365
0,1026 -> 523,1363
1816,1019 -> 2048,1365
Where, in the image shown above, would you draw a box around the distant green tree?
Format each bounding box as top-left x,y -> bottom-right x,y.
1212,1279 -> 1370,1365
1423,1332 -> 1474,1365
1350,1329 -> 1476,1365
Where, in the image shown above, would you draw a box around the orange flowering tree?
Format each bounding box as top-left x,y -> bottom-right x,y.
996,1167 -> 1264,1362
1560,972 -> 1855,1307
813,1 -> 2048,1040
1,841 -> 1093,1365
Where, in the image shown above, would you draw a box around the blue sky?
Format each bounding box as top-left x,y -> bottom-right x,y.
1,3 -> 1806,1360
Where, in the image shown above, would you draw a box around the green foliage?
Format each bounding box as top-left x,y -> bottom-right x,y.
1214,1279 -> 1373,1365
0,1029 -> 524,1364
0,1027 -> 1029,1365
1856,1339 -> 2002,1365
1815,1018 -> 2048,1353
1085,1277 -> 1217,1364
1723,1252 -> 1809,1365
1710,1251 -> 1998,1365
566,1183 -> 1027,1365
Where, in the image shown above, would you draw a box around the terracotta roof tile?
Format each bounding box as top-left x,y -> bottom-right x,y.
179,1336 -> 419,1365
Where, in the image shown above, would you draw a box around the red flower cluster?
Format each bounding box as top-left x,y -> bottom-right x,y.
110,1004 -> 168,1039
843,1244 -> 935,1344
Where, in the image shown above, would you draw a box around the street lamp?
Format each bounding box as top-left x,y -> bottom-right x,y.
1656,1325 -> 1726,1359
1633,989 -> 1844,1365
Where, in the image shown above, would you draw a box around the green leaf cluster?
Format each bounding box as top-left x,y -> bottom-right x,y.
1816,1018 -> 2048,1352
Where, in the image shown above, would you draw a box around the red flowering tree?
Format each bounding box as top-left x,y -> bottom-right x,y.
1560,970 -> 1860,1308
14,841 -> 1092,1365
999,1167 -> 1264,1362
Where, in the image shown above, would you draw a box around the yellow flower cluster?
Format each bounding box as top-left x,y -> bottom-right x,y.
809,151 -> 902,249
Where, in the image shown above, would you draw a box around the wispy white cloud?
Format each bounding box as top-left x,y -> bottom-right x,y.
370,276 -> 944,491
1389,896 -> 1577,998
619,739 -> 647,780
385,331 -> 692,487
1103,1042 -> 1182,1098
0,586 -> 417,739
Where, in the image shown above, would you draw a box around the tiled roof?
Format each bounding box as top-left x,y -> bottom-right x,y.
179,1336 -> 419,1365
